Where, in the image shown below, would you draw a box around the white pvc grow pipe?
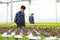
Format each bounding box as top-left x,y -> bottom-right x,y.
1,32 -> 60,40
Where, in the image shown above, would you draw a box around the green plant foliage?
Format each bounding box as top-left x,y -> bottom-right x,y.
55,39 -> 59,40
21,35 -> 30,40
7,36 -> 15,40
0,22 -> 60,28
18,38 -> 21,40
0,34 -> 5,40
0,22 -> 16,27
26,22 -> 60,29
40,34 -> 45,40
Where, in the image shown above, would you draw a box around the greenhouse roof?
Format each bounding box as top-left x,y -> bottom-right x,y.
0,0 -> 31,4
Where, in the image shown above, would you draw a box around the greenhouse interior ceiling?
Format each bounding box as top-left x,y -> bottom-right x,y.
0,0 -> 60,22
0,0 -> 31,4
1,0 -> 60,40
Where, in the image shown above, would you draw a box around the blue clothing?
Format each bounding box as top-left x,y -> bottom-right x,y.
14,11 -> 25,27
29,15 -> 34,24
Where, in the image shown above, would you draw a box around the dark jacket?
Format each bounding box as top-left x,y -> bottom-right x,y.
29,15 -> 34,24
14,11 -> 25,26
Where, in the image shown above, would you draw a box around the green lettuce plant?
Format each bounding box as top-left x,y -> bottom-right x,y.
40,34 -> 45,40
20,35 -> 30,40
7,36 -> 15,40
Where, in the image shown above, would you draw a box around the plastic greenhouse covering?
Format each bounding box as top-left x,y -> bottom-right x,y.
0,0 -> 60,22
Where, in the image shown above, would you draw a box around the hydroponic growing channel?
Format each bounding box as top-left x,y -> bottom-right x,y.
0,24 -> 60,40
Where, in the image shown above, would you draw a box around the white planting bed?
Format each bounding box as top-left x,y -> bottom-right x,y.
1,32 -> 60,40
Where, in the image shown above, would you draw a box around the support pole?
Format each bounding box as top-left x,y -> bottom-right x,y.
56,0 -> 57,22
7,3 -> 9,22
9,0 -> 13,27
28,0 -> 31,15
11,0 -> 13,22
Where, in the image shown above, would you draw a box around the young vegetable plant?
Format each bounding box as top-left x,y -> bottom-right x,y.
0,34 -> 5,40
40,34 -> 45,40
7,36 -> 15,40
20,35 -> 30,40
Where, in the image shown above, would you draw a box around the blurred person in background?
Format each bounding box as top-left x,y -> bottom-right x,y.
14,5 -> 26,28
29,13 -> 34,24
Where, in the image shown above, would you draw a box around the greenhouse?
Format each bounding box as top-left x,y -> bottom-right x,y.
0,0 -> 60,40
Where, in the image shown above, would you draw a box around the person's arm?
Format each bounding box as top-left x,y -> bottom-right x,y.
14,13 -> 19,23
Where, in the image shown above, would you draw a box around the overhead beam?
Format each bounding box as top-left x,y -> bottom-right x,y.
56,0 -> 60,3
0,1 -> 21,4
0,0 -> 31,4
0,1 -> 7,4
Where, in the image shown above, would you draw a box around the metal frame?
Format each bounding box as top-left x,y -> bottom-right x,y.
0,0 -> 31,22
56,0 -> 60,22
0,0 -> 58,22
56,0 -> 57,22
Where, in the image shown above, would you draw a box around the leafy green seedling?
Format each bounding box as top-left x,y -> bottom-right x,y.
55,38 -> 59,40
0,34 -> 5,40
7,36 -> 15,40
40,34 -> 45,40
20,35 -> 30,40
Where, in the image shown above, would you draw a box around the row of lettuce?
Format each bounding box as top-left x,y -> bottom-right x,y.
0,22 -> 60,28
